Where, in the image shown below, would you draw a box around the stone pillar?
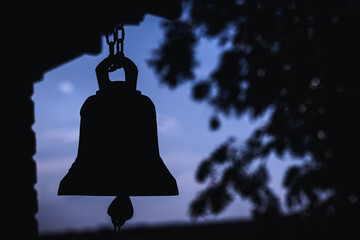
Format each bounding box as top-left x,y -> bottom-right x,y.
5,79 -> 38,239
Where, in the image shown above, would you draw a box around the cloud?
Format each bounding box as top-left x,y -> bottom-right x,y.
36,157 -> 72,174
58,81 -> 74,94
38,128 -> 79,143
157,113 -> 178,133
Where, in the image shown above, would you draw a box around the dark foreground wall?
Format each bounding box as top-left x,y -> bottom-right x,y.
3,2 -> 180,239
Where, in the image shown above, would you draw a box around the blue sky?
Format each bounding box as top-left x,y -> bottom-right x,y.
33,15 -> 295,234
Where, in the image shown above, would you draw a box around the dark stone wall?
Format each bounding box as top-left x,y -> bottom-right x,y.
3,1 -> 181,238
4,80 -> 38,239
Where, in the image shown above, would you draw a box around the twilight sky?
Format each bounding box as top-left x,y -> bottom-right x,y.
33,15 -> 295,234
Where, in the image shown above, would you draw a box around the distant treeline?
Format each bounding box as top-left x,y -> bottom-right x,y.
39,216 -> 357,240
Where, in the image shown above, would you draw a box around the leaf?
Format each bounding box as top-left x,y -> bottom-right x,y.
196,160 -> 212,183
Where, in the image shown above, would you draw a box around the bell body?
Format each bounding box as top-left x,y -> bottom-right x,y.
58,82 -> 178,196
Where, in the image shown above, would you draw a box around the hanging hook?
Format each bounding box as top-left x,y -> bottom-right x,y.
105,31 -> 115,56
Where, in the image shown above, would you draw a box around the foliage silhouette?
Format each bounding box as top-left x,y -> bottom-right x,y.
149,0 -> 360,221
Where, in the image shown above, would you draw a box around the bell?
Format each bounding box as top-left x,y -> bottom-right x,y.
58,55 -> 178,197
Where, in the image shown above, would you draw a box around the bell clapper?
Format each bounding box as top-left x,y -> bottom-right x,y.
107,195 -> 134,232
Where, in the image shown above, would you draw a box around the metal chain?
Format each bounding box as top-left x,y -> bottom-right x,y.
106,24 -> 125,56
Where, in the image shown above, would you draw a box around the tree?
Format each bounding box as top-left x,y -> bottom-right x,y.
148,0 -> 360,220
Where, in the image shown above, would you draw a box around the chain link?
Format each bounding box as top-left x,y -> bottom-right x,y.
116,24 -> 125,56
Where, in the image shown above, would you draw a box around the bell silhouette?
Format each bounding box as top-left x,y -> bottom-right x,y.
58,55 -> 178,196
